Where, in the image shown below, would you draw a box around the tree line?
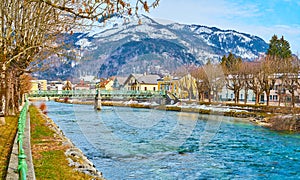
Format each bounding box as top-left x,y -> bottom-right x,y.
0,0 -> 159,116
191,35 -> 299,107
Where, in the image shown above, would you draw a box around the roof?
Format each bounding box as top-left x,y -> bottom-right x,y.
137,74 -> 161,84
124,73 -> 160,85
99,79 -> 112,88
131,74 -> 144,79
115,76 -> 128,85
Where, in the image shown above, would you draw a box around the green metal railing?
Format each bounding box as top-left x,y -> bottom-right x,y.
28,90 -> 166,98
17,100 -> 29,180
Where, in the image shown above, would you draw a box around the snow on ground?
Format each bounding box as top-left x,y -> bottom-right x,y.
167,102 -> 247,113
120,100 -> 248,113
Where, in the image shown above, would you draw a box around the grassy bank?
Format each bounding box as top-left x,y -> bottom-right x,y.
29,105 -> 103,180
0,116 -> 18,179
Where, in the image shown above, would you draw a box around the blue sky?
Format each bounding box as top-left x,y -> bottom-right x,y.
147,0 -> 300,54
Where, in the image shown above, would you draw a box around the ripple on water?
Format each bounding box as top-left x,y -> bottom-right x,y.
45,101 -> 300,180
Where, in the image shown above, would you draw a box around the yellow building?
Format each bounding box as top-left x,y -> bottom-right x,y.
157,75 -> 180,96
158,74 -> 198,99
99,77 -> 115,91
30,80 -> 47,91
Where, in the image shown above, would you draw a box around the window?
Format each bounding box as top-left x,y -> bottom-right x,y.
153,87 -> 156,91
144,87 -> 147,91
273,95 -> 278,101
270,95 -> 272,100
241,94 -> 243,100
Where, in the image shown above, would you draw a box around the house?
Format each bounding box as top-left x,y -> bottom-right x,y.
112,76 -> 127,90
219,85 -> 256,102
177,74 -> 198,99
123,74 -> 160,91
47,81 -> 64,91
31,80 -> 47,91
157,74 -> 198,100
99,77 -> 114,90
74,80 -> 90,90
157,75 -> 180,96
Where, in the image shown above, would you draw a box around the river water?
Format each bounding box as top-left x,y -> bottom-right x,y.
44,101 -> 300,180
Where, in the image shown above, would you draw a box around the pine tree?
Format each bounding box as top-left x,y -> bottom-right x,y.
267,35 -> 279,57
267,35 -> 292,59
280,36 -> 292,59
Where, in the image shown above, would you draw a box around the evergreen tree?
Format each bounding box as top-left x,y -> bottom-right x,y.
267,35 -> 292,59
220,52 -> 241,71
221,55 -> 227,67
280,36 -> 292,59
267,35 -> 279,57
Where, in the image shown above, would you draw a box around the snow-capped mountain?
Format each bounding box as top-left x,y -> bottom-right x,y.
35,15 -> 268,80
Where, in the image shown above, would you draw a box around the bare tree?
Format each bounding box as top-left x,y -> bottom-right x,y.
191,66 -> 210,102
0,0 -> 160,116
221,54 -> 243,104
281,57 -> 300,107
204,63 -> 225,102
240,62 -> 252,104
244,62 -> 264,105
258,56 -> 276,106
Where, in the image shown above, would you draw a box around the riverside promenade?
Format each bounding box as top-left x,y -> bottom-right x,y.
2,103 -> 104,180
6,110 -> 35,180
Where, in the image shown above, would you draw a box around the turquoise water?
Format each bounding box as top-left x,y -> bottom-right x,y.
45,101 -> 300,180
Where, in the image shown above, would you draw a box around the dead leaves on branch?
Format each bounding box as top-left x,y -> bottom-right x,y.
40,0 -> 159,23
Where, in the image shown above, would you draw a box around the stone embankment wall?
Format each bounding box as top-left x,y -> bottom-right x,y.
38,111 -> 104,179
269,115 -> 300,132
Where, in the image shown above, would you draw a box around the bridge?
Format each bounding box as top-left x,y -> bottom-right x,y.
28,90 -> 167,100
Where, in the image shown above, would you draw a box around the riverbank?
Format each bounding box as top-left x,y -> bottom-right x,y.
52,98 -> 300,133
29,105 -> 104,179
54,98 -> 259,116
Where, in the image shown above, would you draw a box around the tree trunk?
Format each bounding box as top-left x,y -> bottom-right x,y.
198,91 -> 201,102
255,92 -> 260,105
244,88 -> 248,105
4,70 -> 17,116
266,91 -> 270,107
291,90 -> 295,108
208,91 -> 212,103
215,91 -> 219,102
234,91 -> 238,104
278,93 -> 281,107
234,90 -> 240,104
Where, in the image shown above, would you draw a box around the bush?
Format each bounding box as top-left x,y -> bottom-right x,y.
39,103 -> 47,114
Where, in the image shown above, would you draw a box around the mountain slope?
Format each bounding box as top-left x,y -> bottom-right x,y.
98,38 -> 199,77
34,15 -> 269,80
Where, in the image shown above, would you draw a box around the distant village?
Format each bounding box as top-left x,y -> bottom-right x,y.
30,71 -> 300,106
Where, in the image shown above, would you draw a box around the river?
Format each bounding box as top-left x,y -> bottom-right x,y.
44,101 -> 300,180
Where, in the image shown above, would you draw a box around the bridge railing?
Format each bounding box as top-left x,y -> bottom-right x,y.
29,90 -> 166,98
17,100 -> 29,180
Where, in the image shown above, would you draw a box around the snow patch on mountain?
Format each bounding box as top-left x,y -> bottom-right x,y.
75,38 -> 92,47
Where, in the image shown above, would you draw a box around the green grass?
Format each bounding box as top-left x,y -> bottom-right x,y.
0,116 -> 18,179
29,105 -> 101,180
